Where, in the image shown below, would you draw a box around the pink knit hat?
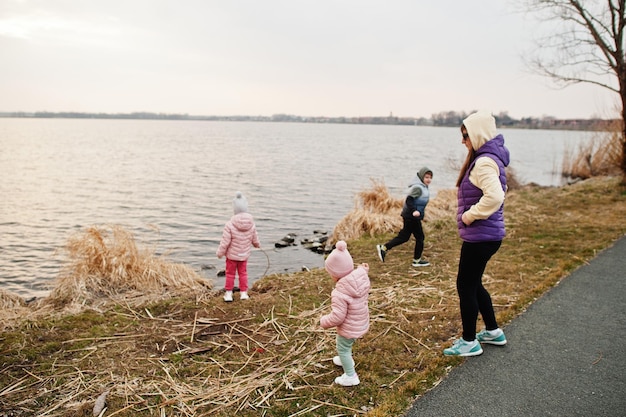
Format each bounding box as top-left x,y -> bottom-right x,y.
325,240 -> 354,278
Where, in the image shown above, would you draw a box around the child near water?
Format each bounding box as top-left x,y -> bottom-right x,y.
377,167 -> 433,266
320,240 -> 371,386
216,192 -> 260,302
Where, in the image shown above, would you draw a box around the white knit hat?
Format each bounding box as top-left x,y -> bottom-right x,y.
233,192 -> 248,214
324,240 -> 354,279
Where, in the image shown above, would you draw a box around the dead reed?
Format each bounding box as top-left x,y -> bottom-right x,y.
0,288 -> 24,310
0,225 -> 213,328
331,179 -> 457,244
562,121 -> 623,180
44,225 -> 212,309
0,289 -> 28,329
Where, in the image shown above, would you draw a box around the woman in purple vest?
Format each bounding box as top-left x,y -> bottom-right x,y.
443,110 -> 510,357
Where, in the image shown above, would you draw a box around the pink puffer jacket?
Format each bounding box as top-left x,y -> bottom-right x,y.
216,213 -> 260,261
320,266 -> 370,339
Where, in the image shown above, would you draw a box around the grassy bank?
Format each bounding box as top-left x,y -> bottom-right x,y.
2,177 -> 626,417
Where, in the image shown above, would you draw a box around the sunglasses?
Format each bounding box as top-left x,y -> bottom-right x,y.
462,132 -> 470,140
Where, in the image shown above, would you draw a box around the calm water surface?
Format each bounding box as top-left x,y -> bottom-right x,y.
0,118 -> 594,298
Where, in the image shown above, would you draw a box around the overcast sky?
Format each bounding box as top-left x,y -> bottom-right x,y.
0,0 -> 619,119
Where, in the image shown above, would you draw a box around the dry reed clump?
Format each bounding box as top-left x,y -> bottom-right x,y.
0,289 -> 29,330
331,179 -> 457,243
44,225 -> 212,309
426,188 -> 457,220
562,121 -> 623,180
0,288 -> 25,309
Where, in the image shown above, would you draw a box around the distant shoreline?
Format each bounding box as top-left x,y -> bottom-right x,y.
0,111 -> 615,131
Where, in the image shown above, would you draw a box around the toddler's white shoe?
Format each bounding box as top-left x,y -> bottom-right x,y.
223,290 -> 233,302
334,373 -> 360,386
332,356 -> 355,367
240,291 -> 249,300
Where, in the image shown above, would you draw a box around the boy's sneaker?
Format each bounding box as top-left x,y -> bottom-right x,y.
412,258 -> 430,267
332,356 -> 355,367
476,328 -> 507,345
223,290 -> 233,302
376,244 -> 386,262
334,373 -> 360,386
443,338 -> 483,357
240,291 -> 249,300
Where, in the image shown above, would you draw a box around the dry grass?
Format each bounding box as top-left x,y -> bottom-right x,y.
0,289 -> 25,310
331,179 -> 402,243
562,120 -> 623,180
43,225 -> 212,310
0,226 -> 214,327
331,179 -> 457,244
0,289 -> 28,327
1,177 -> 626,416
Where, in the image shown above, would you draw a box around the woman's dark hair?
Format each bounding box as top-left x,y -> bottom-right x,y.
456,124 -> 476,187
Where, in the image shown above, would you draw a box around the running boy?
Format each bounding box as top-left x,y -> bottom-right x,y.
377,167 -> 433,266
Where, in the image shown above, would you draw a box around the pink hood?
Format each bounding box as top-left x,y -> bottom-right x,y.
216,213 -> 260,261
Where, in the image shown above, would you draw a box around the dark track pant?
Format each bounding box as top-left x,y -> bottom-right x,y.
457,240 -> 502,341
385,216 -> 424,260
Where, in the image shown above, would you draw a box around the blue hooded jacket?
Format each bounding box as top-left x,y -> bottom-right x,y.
401,167 -> 432,220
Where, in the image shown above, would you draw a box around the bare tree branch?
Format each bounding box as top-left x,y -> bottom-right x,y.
520,0 -> 626,183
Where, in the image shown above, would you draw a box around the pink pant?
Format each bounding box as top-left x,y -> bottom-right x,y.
224,258 -> 249,292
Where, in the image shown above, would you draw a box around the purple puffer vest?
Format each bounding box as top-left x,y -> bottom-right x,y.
457,135 -> 508,243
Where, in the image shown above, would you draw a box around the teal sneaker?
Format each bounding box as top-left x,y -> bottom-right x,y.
443,338 -> 483,356
476,328 -> 507,346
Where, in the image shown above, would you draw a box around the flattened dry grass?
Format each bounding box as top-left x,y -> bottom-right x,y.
1,177 -> 626,417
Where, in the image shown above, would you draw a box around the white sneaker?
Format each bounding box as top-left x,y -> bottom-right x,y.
240,291 -> 249,300
334,373 -> 360,386
333,356 -> 355,367
223,290 -> 233,302
412,258 -> 430,267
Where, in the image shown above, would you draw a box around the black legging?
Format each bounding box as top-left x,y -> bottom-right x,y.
385,216 -> 424,260
457,240 -> 502,341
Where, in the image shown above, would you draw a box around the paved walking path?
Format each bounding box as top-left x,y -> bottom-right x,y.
405,235 -> 626,417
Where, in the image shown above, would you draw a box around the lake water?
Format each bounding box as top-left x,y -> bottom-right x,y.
0,118 -> 595,299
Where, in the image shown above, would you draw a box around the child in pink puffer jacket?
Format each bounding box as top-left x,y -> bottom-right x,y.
320,240 -> 371,386
217,192 -> 260,302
